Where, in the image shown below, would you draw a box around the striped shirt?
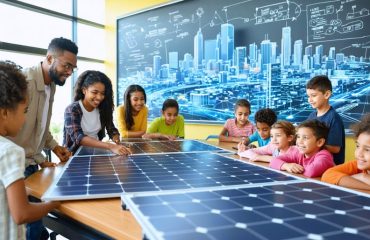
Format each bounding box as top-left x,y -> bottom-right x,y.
224,118 -> 255,137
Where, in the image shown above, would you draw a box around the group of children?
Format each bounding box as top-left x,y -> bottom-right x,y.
0,59 -> 369,239
220,75 -> 369,191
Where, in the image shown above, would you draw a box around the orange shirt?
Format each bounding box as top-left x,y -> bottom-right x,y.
321,160 -> 364,184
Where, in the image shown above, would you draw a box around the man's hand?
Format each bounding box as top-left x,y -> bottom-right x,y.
39,161 -> 56,168
52,145 -> 71,162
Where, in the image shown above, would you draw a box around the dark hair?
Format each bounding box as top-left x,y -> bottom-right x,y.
271,120 -> 296,145
254,108 -> 277,127
74,70 -> 114,129
123,84 -> 146,130
0,61 -> 28,110
48,37 -> 78,56
298,119 -> 329,142
351,114 -> 370,138
234,99 -> 251,113
162,99 -> 179,112
306,75 -> 332,93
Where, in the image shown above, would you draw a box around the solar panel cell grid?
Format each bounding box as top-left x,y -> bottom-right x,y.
42,151 -> 298,201
122,182 -> 370,240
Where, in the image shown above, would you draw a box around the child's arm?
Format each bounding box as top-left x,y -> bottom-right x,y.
325,145 -> 340,154
269,148 -> 299,170
238,143 -> 274,162
80,136 -> 131,155
219,127 -> 245,143
7,179 -> 60,224
303,150 -> 335,178
321,160 -> 370,190
338,173 -> 370,191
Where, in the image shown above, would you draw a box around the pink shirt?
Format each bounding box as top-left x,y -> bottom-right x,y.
224,119 -> 255,137
238,143 -> 299,161
269,146 -> 334,178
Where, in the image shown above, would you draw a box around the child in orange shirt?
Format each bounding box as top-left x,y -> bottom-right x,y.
322,114 -> 370,191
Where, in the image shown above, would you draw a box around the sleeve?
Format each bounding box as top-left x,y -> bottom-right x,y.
238,144 -> 274,160
269,149 -> 299,170
139,106 -> 148,132
64,104 -> 86,147
177,115 -> 185,138
321,160 -> 360,184
105,120 -> 119,140
248,132 -> 258,143
43,130 -> 58,151
0,144 -> 25,188
303,150 -> 335,178
147,117 -> 160,133
116,105 -> 128,138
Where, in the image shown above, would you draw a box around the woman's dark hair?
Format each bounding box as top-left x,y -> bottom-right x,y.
0,60 -> 28,110
123,84 -> 146,130
234,99 -> 251,113
351,114 -> 370,138
74,70 -> 114,129
162,99 -> 179,112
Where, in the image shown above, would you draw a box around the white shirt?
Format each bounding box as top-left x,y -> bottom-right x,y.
79,100 -> 101,139
0,136 -> 26,240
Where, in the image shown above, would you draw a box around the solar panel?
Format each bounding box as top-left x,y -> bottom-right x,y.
74,139 -> 227,156
121,181 -> 370,240
42,152 -> 299,201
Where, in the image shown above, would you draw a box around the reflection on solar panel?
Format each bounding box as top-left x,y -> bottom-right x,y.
42,152 -> 298,201
121,181 -> 370,240
74,139 -> 226,156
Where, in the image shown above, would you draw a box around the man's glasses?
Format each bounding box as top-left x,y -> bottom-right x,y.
54,58 -> 78,72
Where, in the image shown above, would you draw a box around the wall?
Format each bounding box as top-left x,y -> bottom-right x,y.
105,0 -> 355,162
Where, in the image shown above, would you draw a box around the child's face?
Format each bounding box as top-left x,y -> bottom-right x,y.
234,106 -> 250,127
5,100 -> 28,137
306,88 -> 330,110
82,82 -> 105,111
355,132 -> 370,171
256,122 -> 271,140
162,107 -> 178,126
296,127 -> 325,157
270,128 -> 293,151
130,91 -> 145,113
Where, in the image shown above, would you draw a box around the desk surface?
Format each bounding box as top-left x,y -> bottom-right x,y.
25,140 -> 369,240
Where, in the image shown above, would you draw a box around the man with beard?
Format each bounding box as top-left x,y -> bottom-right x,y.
11,37 -> 78,240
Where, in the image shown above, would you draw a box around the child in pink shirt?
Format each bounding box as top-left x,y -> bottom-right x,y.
238,120 -> 298,163
219,99 -> 255,143
269,119 -> 334,178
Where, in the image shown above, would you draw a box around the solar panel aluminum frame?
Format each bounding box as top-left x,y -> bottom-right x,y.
41,151 -> 302,201
120,179 -> 370,240
74,139 -> 231,156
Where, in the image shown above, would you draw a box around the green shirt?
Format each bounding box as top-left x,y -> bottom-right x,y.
147,115 -> 185,138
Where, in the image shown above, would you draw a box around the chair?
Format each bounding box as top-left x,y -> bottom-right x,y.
205,134 -> 219,141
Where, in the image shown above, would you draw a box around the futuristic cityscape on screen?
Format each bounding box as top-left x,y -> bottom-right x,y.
118,0 -> 370,131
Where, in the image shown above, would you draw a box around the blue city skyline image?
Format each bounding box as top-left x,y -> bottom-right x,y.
117,0 -> 370,131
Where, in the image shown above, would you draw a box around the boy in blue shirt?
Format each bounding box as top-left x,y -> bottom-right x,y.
306,75 -> 345,165
243,108 -> 277,147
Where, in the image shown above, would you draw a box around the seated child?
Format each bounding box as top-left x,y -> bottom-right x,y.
143,99 -> 184,140
0,61 -> 59,240
238,120 -> 298,163
117,84 -> 148,138
269,119 -> 334,178
63,70 -> 131,155
322,114 -> 370,191
219,99 -> 255,143
243,108 -> 277,147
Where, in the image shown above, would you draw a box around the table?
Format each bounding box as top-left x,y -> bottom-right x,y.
25,140 -> 369,240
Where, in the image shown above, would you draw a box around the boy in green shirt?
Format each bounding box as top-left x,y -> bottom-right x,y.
143,99 -> 185,140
